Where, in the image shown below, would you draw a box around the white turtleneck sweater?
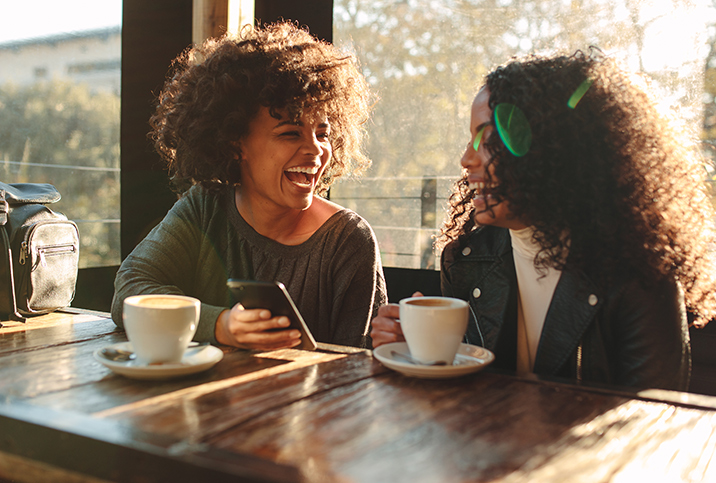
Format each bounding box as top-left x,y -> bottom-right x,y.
509,227 -> 562,374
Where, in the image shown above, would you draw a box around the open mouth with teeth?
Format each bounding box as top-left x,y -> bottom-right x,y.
468,180 -> 499,206
285,166 -> 320,190
468,181 -> 485,193
469,180 -> 489,196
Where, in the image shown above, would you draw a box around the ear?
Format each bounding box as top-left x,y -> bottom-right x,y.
230,141 -> 242,160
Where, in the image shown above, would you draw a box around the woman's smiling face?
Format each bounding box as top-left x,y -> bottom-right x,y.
238,107 -> 332,213
460,88 -> 527,230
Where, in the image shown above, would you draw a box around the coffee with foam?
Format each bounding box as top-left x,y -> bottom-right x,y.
399,296 -> 468,364
123,294 -> 200,364
134,296 -> 195,309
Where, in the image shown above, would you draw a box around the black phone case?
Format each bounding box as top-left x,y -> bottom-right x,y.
226,279 -> 317,351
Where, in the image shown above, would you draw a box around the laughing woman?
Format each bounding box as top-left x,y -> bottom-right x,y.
371,50 -> 716,390
111,22 -> 387,349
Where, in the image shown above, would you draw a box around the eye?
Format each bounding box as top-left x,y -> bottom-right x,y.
277,130 -> 302,140
317,131 -> 330,141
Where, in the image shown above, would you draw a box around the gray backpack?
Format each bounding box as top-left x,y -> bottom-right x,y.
0,182 -> 79,323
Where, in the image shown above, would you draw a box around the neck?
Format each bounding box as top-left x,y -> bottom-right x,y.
235,187 -> 328,246
235,188 -> 307,243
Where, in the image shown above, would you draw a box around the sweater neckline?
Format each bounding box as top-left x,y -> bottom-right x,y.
224,186 -> 347,253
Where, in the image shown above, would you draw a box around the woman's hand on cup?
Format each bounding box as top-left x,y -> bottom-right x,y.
216,304 -> 302,350
371,291 -> 423,348
370,303 -> 405,348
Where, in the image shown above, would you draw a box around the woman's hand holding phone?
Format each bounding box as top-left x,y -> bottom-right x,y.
215,304 -> 302,350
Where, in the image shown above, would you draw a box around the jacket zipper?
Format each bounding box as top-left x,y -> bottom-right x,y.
576,340 -> 583,383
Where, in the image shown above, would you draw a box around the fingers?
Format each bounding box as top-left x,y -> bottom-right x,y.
219,304 -> 302,350
232,306 -> 289,331
370,303 -> 405,348
377,303 -> 400,319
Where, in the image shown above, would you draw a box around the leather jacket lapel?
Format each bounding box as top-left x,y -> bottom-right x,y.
533,270 -> 602,375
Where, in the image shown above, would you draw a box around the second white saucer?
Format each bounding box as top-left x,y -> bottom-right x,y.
373,342 -> 494,379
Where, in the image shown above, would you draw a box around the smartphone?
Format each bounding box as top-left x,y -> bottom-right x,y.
226,279 -> 317,351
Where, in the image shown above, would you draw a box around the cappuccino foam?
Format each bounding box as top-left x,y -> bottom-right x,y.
133,296 -> 194,309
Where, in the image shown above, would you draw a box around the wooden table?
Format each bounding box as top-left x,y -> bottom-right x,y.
1,310 -> 715,482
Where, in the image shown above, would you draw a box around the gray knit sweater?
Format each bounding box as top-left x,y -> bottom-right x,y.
111,185 -> 387,348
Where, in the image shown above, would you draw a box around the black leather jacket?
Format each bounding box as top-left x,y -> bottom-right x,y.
441,225 -> 691,391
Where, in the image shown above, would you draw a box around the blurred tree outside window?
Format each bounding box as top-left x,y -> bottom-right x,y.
0,2 -> 121,269
333,0 -> 716,270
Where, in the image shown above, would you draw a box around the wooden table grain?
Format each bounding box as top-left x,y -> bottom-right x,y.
1,309 -> 715,482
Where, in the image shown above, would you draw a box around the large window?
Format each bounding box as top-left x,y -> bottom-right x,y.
332,0 -> 716,269
0,0 -> 122,268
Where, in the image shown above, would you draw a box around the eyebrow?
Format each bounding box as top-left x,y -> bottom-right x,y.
275,120 -> 301,128
274,120 -> 331,129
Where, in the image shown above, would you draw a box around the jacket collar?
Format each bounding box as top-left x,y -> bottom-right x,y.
459,226 -> 603,376
463,227 -> 604,376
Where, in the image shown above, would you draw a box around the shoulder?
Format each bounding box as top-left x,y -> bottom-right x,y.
312,197 -> 369,227
168,184 -> 231,221
177,184 -> 226,207
166,184 -> 216,215
309,207 -> 380,261
322,204 -> 377,239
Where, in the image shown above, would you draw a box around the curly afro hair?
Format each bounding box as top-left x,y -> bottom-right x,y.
149,21 -> 372,195
437,49 -> 716,325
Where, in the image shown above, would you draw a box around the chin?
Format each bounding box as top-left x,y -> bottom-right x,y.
474,210 -> 499,226
291,195 -> 314,212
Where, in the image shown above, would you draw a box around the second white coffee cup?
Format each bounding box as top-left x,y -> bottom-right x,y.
123,294 -> 201,365
399,296 -> 469,364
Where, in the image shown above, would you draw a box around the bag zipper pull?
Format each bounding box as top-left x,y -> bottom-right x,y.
19,241 -> 28,265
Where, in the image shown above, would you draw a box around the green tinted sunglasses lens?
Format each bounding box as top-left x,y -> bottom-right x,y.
472,125 -> 486,152
494,103 -> 531,157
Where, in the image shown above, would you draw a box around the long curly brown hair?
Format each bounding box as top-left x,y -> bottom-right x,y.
437,49 -> 716,325
149,21 -> 372,195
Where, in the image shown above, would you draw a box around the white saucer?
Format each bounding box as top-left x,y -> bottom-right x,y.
373,342 -> 495,379
94,342 -> 224,380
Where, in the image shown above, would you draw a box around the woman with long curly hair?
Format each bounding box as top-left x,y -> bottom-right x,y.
112,22 -> 386,349
371,49 -> 716,390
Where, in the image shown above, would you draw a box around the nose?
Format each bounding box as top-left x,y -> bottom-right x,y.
461,139 -> 482,170
301,132 -> 325,158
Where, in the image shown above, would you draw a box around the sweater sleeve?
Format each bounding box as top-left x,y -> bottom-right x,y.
111,187 -> 229,344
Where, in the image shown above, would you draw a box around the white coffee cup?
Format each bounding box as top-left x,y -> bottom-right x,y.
399,296 -> 469,364
123,294 -> 200,365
